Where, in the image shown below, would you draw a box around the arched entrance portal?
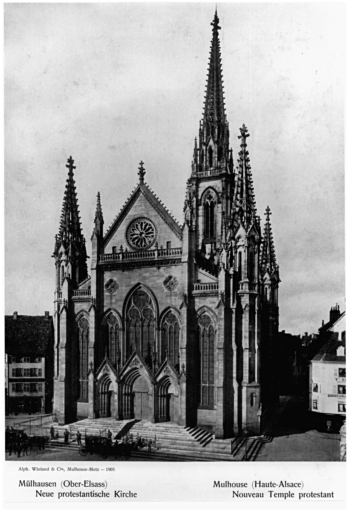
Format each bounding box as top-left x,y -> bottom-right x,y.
133,376 -> 149,420
157,377 -> 174,422
122,369 -> 150,421
99,376 -> 114,418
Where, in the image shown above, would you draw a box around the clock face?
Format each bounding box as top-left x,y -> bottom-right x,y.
126,217 -> 157,249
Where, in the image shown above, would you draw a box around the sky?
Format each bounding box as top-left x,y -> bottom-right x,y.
5,2 -> 345,335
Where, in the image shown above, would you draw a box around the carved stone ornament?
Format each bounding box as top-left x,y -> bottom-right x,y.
105,278 -> 119,295
103,365 -> 110,374
164,366 -> 171,374
131,357 -> 140,367
163,275 -> 179,291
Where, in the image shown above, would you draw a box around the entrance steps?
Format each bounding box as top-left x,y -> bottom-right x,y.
45,418 -> 272,461
51,418 -> 135,443
126,421 -> 241,461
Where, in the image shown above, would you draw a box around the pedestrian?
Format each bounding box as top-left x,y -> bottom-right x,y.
50,426 -> 55,440
76,430 -> 82,445
64,429 -> 69,444
147,439 -> 152,452
107,430 -> 112,442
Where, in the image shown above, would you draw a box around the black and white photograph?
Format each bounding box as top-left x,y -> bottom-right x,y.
4,2 -> 346,506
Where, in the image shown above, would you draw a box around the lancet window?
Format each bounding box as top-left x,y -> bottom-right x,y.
126,289 -> 155,365
204,192 -> 216,239
105,313 -> 120,367
161,312 -> 180,370
77,316 -> 89,402
198,313 -> 215,408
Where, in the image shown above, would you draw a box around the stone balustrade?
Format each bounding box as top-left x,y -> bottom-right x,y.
192,282 -> 219,292
73,289 -> 91,297
100,247 -> 182,263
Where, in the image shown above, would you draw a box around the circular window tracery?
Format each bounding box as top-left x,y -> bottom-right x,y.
126,217 -> 157,249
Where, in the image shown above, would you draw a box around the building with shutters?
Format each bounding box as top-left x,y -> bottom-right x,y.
53,11 -> 280,437
309,311 -> 346,432
5,312 -> 54,415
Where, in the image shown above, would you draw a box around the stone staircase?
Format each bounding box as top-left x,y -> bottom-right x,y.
48,418 -> 136,450
125,420 -> 242,461
43,417 -> 277,461
185,426 -> 214,447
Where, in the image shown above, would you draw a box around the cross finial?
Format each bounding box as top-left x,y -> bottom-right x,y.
66,156 -> 76,172
238,124 -> 250,141
264,206 -> 272,221
138,161 -> 146,183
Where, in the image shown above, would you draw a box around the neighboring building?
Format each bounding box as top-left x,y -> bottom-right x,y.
5,312 -> 54,415
53,11 -> 280,437
309,311 -> 346,432
278,331 -> 307,397
306,304 -> 342,361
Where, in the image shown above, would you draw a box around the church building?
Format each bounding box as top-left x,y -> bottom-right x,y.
53,11 -> 280,437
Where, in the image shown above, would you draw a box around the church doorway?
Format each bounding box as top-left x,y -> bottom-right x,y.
157,377 -> 174,422
122,369 -> 151,420
133,376 -> 149,420
99,377 -> 113,417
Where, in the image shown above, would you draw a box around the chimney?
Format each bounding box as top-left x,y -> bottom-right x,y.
330,304 -> 341,325
13,311 -> 18,320
44,311 -> 49,320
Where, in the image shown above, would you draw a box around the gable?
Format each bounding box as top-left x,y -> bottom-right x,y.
104,184 -> 182,253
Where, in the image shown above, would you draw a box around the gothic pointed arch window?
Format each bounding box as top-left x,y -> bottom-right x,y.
204,191 -> 216,239
208,146 -> 213,167
218,146 -> 223,162
161,311 -> 180,370
77,316 -> 89,402
126,288 -> 155,366
105,313 -> 120,368
198,313 -> 215,407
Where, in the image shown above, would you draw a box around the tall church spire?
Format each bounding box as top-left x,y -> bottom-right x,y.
231,125 -> 257,232
53,156 -> 88,286
203,10 -> 226,135
58,156 -> 84,244
261,206 -> 277,272
192,10 -> 232,175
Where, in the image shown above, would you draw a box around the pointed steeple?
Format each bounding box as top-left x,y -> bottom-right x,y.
231,125 -> 257,232
203,10 -> 226,134
53,156 -> 88,285
191,10 -> 232,175
95,192 -> 103,221
261,206 -> 277,272
93,191 -> 104,237
58,156 -> 84,244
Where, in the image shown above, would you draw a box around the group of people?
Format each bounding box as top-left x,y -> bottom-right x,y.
49,426 -> 82,445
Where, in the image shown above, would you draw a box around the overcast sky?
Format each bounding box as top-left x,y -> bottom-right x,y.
5,3 -> 345,335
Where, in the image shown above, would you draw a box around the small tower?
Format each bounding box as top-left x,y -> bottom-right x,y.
91,191 -> 104,299
260,206 -> 280,405
229,125 -> 262,435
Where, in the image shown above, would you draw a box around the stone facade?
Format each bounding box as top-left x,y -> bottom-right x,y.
53,12 -> 280,437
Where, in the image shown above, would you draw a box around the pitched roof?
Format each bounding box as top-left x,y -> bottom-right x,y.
312,334 -> 346,363
5,315 -> 53,356
103,181 -> 182,245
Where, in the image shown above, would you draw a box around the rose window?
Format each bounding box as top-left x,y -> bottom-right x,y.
126,217 -> 157,249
